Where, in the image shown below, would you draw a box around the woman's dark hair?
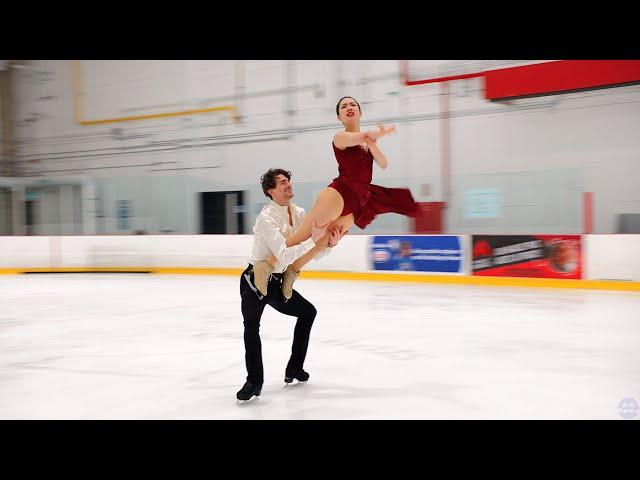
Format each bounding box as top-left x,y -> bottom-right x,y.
335,96 -> 361,116
260,168 -> 292,199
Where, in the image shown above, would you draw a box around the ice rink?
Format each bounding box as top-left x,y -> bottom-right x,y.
1,273 -> 639,419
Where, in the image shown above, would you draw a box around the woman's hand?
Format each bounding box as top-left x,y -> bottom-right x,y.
326,218 -> 350,247
377,124 -> 396,136
364,124 -> 396,142
328,226 -> 343,247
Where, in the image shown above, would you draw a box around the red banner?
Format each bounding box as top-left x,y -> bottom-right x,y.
472,235 -> 582,279
485,60 -> 640,100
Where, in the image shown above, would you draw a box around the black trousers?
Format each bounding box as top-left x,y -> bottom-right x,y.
240,264 -> 317,385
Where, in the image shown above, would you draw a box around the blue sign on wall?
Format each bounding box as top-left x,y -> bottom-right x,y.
117,200 -> 132,231
464,188 -> 502,218
371,236 -> 463,273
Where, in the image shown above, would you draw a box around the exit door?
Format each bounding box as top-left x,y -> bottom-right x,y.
200,191 -> 245,234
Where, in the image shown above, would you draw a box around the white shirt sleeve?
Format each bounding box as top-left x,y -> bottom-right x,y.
255,214 -> 309,268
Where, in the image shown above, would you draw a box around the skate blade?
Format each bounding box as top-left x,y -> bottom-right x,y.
284,378 -> 307,384
236,394 -> 260,404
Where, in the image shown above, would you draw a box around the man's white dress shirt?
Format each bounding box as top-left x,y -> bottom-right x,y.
248,200 -> 330,274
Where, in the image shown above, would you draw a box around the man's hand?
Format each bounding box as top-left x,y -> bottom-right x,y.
328,226 -> 342,247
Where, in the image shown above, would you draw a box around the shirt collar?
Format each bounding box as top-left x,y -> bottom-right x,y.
269,199 -> 295,215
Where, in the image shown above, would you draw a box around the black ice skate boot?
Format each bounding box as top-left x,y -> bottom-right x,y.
236,381 -> 262,400
284,369 -> 310,384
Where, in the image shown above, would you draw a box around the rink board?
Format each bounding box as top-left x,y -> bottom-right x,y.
1,234 -> 640,291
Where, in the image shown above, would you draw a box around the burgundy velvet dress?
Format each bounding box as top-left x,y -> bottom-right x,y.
328,142 -> 418,229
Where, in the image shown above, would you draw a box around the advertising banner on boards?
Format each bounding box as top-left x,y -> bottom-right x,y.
472,235 -> 582,279
371,236 -> 464,273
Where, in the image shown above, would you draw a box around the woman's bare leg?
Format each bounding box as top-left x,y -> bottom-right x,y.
290,246 -> 322,273
284,187 -> 344,248
290,214 -> 354,272
255,188 -> 347,298
263,211 -> 354,278
281,213 -> 355,300
326,214 -> 355,239
265,207 -> 354,269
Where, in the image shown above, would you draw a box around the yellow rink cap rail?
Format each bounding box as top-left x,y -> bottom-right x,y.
1,267 -> 640,292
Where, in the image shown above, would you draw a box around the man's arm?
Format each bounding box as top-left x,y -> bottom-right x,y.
256,215 -> 310,267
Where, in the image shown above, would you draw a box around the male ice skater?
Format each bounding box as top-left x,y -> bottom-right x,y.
237,168 -> 340,401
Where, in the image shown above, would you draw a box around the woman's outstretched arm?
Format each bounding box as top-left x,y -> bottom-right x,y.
365,136 -> 388,169
333,124 -> 395,149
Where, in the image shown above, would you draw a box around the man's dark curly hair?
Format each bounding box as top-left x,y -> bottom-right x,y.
260,168 -> 292,199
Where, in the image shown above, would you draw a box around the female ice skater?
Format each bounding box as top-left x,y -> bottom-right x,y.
253,96 -> 419,298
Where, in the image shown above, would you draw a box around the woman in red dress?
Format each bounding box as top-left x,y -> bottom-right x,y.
254,96 -> 419,298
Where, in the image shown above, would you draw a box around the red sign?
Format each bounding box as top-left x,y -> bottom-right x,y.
472,235 -> 582,279
485,60 -> 640,101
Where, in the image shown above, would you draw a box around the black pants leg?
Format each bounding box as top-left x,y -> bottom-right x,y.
240,267 -> 268,385
268,287 -> 317,375
240,265 -> 317,385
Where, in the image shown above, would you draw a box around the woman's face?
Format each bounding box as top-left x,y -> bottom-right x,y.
337,97 -> 361,124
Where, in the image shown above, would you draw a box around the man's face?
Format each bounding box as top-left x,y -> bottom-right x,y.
268,174 -> 293,204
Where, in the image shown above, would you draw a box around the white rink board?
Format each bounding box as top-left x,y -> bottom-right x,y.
0,236 -> 51,268
0,235 -> 370,272
585,235 -> 640,281
2,234 -> 640,281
